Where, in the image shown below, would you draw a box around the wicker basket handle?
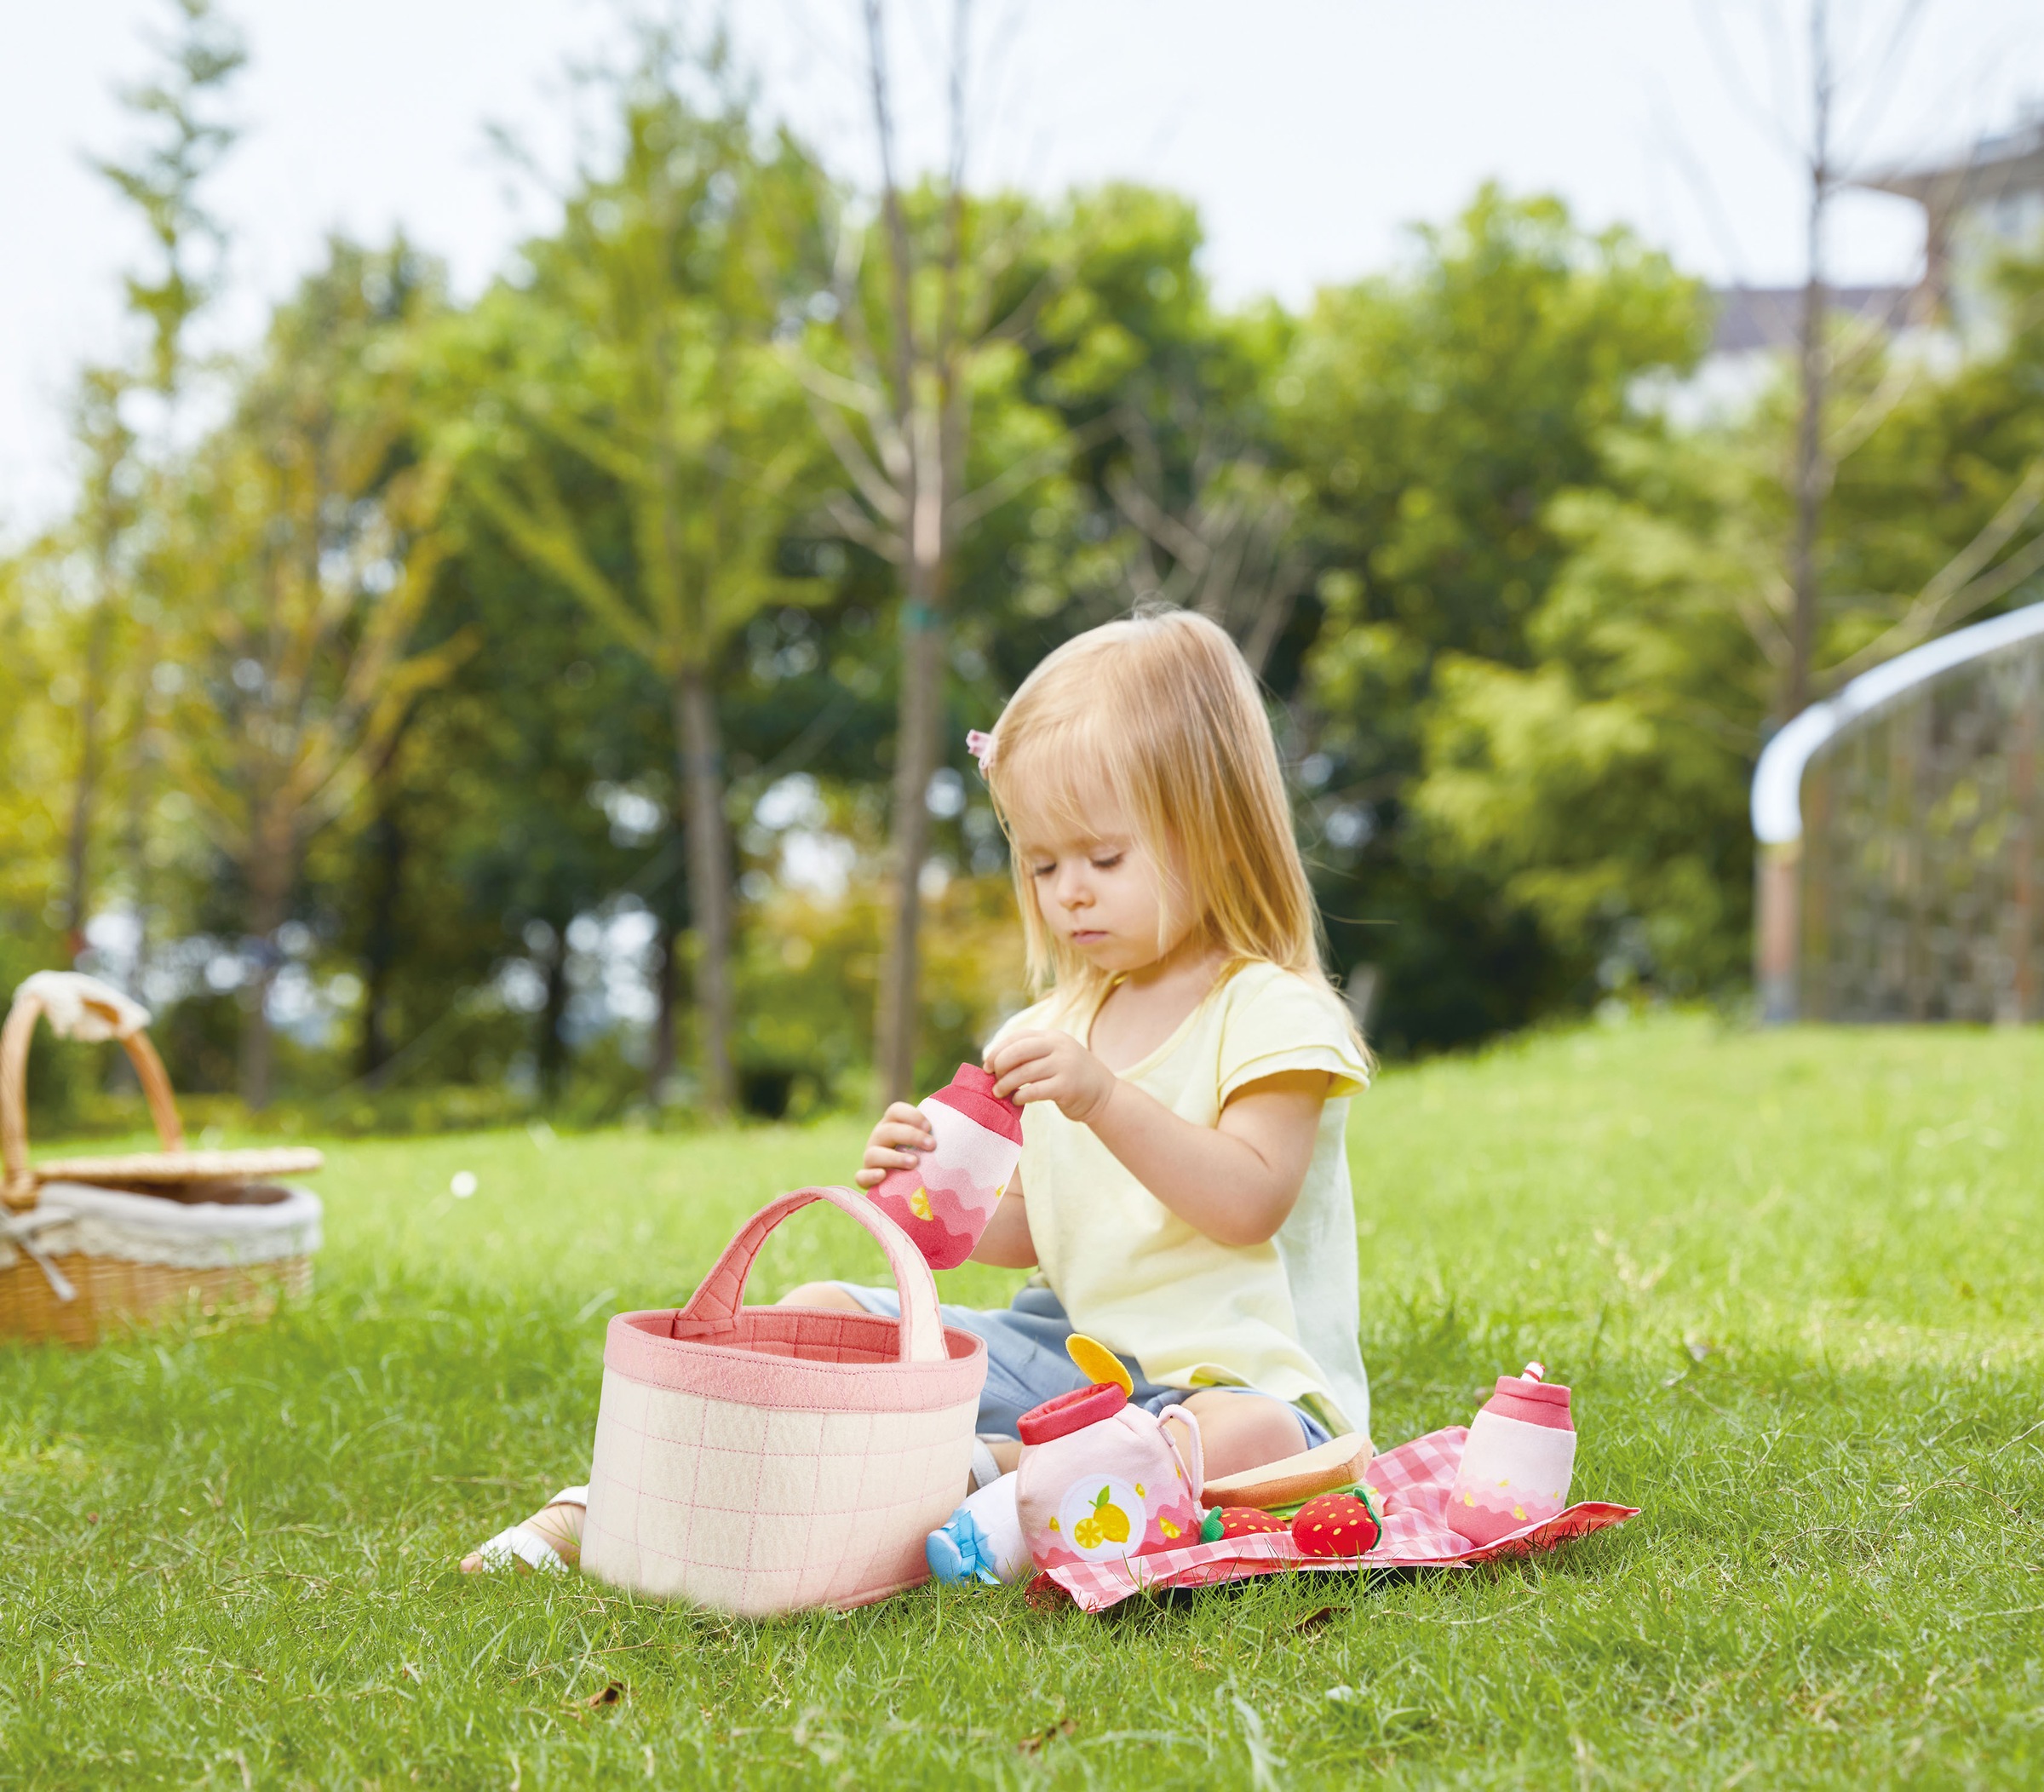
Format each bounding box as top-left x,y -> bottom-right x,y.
2,973 -> 185,1210
669,1184 -> 948,1365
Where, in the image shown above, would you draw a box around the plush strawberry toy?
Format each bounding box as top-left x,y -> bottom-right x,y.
1290,1491 -> 1381,1559
1200,1505 -> 1289,1542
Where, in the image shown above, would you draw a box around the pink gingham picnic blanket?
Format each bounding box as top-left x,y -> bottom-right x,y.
1042,1424 -> 1638,1613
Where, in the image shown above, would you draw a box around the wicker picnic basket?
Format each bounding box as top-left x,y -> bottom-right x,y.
1,972 -> 324,1347
580,1184 -> 988,1616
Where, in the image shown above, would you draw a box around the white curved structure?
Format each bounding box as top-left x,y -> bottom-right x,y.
1753,600 -> 2044,845
1752,597 -> 2044,1022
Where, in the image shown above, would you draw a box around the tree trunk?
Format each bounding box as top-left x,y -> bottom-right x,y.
63,598 -> 114,962
123,674 -> 154,996
676,666 -> 735,1120
1784,0 -> 1832,721
102,709 -> 153,1100
649,905 -> 679,1103
355,709 -> 420,1084
876,598 -> 944,1102
358,806 -> 407,1084
238,827 -> 293,1111
1785,260 -> 1829,719
537,928 -> 570,1105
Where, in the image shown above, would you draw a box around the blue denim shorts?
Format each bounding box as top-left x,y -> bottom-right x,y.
830,1281 -> 1331,1450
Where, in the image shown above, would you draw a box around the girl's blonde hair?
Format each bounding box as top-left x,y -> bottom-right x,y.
982,607 -> 1351,1027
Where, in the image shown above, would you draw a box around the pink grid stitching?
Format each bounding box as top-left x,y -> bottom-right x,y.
584,1370 -> 977,1609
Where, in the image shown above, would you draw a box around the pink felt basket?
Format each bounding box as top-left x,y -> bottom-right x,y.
579,1185 -> 987,1616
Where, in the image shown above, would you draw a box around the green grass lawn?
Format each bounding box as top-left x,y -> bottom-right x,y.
3,1014 -> 2041,1788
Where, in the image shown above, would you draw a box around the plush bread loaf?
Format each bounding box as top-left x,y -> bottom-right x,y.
1198,1432 -> 1374,1510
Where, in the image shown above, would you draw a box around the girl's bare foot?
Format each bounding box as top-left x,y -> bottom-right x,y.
460,1492 -> 586,1574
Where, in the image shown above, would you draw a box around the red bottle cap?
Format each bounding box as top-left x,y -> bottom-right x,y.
926,1063 -> 1025,1143
1484,1375 -> 1572,1430
1017,1381 -> 1126,1444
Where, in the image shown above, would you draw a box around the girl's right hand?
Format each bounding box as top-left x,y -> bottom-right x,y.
854,1101 -> 935,1189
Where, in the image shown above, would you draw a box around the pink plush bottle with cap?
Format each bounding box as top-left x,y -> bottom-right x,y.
1448,1361 -> 1576,1546
865,1064 -> 1025,1272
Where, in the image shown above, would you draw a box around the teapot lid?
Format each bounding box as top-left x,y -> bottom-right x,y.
1017,1381 -> 1126,1445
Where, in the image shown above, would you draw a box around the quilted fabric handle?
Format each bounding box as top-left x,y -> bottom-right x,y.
669,1185 -> 948,1364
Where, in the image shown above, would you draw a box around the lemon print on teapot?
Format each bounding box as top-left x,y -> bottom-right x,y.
1055,1474 -> 1145,1560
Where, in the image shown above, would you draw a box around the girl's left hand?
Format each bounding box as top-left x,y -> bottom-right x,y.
985,1030 -> 1117,1124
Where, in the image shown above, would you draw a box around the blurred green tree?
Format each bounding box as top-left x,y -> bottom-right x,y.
1820,246 -> 2044,680
58,0 -> 245,970
155,240 -> 464,1107
797,0 -> 1110,1101
1026,187 -> 1305,672
1412,426 -> 1772,996
55,371 -> 142,964
316,518 -> 665,1105
19,0 -> 2044,1121
445,31 -> 827,1117
1407,245 -> 2044,1006
1283,189 -> 1706,1048
0,557 -> 69,1002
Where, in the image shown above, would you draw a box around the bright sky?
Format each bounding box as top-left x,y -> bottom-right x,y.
3,0 -> 2041,542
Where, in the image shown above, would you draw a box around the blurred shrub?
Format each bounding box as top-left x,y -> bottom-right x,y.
156,992 -> 243,1094
736,872 -> 1029,1113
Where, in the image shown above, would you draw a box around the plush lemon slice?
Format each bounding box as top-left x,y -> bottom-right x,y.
1065,1332 -> 1134,1396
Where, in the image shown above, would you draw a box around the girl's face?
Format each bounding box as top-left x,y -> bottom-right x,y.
1008,787 -> 1194,977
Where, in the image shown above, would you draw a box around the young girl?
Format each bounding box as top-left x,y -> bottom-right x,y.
463,609 -> 1370,1577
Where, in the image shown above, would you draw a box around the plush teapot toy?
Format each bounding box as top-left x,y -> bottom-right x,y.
923,1335 -> 1204,1586
1014,1335 -> 1206,1571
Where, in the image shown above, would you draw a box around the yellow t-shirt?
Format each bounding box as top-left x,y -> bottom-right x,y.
991,960 -> 1373,1439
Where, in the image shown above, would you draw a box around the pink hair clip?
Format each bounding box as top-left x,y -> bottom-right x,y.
965,729 -> 996,774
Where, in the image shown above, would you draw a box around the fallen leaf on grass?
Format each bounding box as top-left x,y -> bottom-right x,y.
1292,1605 -> 1346,1634
1017,1719 -> 1077,1755
581,1680 -> 626,1709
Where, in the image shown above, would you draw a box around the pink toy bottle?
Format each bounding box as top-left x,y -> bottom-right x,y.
865,1064 -> 1024,1272
1448,1361 -> 1576,1546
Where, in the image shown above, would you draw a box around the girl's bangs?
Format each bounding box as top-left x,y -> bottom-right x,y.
991,709 -> 1144,843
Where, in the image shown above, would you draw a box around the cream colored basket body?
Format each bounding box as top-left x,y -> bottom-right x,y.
581,1185 -> 987,1617
2,973 -> 323,1347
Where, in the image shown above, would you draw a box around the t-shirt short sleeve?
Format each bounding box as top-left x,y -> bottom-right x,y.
1216,966 -> 1372,1103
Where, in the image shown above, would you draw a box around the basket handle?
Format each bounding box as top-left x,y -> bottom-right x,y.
2,973 -> 185,1210
668,1184 -> 948,1365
